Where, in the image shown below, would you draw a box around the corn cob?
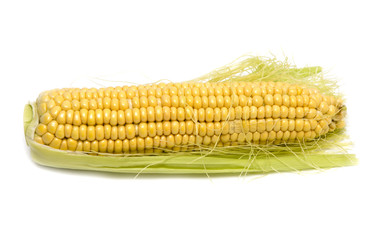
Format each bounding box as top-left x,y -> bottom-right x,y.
24,56 -> 357,174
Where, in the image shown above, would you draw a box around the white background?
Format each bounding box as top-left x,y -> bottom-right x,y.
1,1 -> 383,239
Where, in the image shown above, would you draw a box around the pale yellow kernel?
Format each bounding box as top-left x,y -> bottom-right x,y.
79,125 -> 87,141
282,131 -> 290,141
137,96 -> 148,109
88,99 -> 97,110
336,120 -> 346,129
224,96 -> 232,108
166,135 -> 175,148
80,99 -> 90,110
170,95 -> 179,108
42,132 -> 55,145
67,138 -> 77,151
129,138 -> 137,152
123,124 -> 134,139
60,100 -> 71,111
304,131 -> 312,140
50,106 -> 61,119
281,95 -> 289,107
296,107 -> 304,118
264,94 -> 273,105
302,95 -> 310,107
231,95 -> 239,107
273,94 -> 282,106
252,95 -> 263,107
234,106 -> 242,120
55,124 -> 65,139
169,121 -> 178,135
147,96 -> 157,107
102,109 -> 110,124
319,101 -> 329,114
327,105 -> 337,116
270,119 -> 280,132
109,98 -> 119,111
179,96 -> 186,107
248,119 -> 256,132
186,121 -> 194,135
230,133 -> 238,142
204,108 -> 213,122
276,131 -> 284,140
117,98 -> 128,110
257,106 -> 265,119
86,126 -> 95,141
170,107 -> 177,121
296,95 -> 303,107
116,126 -> 124,140
35,124 -> 48,136
288,119 -> 295,131
64,110 -> 73,125
288,87 -> 298,96
200,135 -> 210,145
105,139 -> 114,153
98,139 -> 107,152
122,139 -> 130,152
156,122 -> 163,135
257,119 -> 266,132
288,107 -> 296,119
308,97 -> 319,108
309,119 -> 318,130
176,121 -> 185,135
237,95 -> 246,107
306,108 -> 317,119
295,119 -> 304,131
267,131 -> 276,142
172,134 -> 182,146
137,87 -> 147,97
215,95 -> 224,108
205,95 -> 215,108
46,99 -> 56,110
196,108 -> 204,122
248,106 -> 256,119
54,95 -> 64,105
315,124 -> 322,135
153,106 -> 162,122
266,118 -> 274,131
59,139 -> 68,150
128,96 -> 138,108
163,107 -> 171,121
253,132 -> 261,142
303,120 -> 311,132
206,122 -> 214,137
270,105 -> 280,119
161,95 -> 171,107
280,119 -> 289,131
80,109 -> 88,124
111,126 -> 118,140
47,120 -> 58,134
109,110 -> 117,126
289,96 -> 297,108
37,102 -> 47,116
260,131 -> 268,142
185,95 -> 193,107
157,135 -> 166,149
163,121 -> 171,136
132,108 -> 140,124
265,105 -> 272,118
49,137 -> 62,149
289,131 -> 297,141
200,96 -> 207,108
198,122 -> 207,136
221,107 -> 229,121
